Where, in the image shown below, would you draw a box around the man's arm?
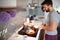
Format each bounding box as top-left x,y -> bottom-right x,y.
42,21 -> 57,31
40,11 -> 59,31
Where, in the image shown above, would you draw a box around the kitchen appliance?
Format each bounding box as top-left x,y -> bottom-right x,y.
18,26 -> 40,40
18,26 -> 38,37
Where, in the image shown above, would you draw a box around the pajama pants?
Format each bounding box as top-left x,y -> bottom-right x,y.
45,34 -> 57,40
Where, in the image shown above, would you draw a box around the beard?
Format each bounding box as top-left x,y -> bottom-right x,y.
42,8 -> 50,12
42,9 -> 50,12
46,9 -> 50,12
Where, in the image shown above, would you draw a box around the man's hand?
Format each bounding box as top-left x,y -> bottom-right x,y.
38,25 -> 44,30
39,21 -> 57,31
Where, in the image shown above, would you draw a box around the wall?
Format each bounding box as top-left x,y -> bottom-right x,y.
17,0 -> 44,9
52,0 -> 60,22
0,0 -> 16,7
17,0 -> 27,9
17,0 -> 60,21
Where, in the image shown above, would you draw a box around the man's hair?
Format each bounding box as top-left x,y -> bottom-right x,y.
41,0 -> 53,6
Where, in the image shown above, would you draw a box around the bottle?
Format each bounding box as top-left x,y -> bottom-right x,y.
29,15 -> 36,22
26,17 -> 30,23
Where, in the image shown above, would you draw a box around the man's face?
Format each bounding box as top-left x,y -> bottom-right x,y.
41,4 -> 50,12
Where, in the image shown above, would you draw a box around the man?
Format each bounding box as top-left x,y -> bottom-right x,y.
39,0 -> 59,40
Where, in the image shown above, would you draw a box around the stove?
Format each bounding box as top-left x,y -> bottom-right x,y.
18,27 -> 41,40
18,27 -> 38,37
